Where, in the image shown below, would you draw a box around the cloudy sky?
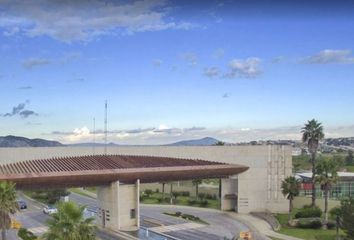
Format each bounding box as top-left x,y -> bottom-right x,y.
0,0 -> 354,144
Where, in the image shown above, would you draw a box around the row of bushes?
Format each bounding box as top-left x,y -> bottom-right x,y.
295,205 -> 322,218
165,211 -> 201,221
188,198 -> 209,207
142,189 -> 218,199
296,218 -> 336,229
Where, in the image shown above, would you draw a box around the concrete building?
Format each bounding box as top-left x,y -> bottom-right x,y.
0,145 -> 292,231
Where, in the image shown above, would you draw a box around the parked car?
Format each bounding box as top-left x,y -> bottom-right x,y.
17,200 -> 27,210
43,205 -> 58,214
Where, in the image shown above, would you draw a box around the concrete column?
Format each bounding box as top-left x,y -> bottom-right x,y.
136,179 -> 140,228
97,180 -> 139,232
221,177 -> 238,211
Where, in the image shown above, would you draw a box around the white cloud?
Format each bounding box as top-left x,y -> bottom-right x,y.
47,124 -> 354,145
203,67 -> 219,78
22,58 -> 50,69
302,49 -> 354,64
0,0 -> 195,42
225,57 -> 262,78
180,52 -> 198,66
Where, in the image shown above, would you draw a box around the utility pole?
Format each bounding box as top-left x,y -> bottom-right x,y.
104,100 -> 107,155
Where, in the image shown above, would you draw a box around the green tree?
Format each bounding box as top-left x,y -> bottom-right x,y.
43,201 -> 96,240
281,176 -> 300,221
315,157 -> 339,223
302,119 -> 325,207
18,228 -> 37,240
215,141 -> 225,146
346,150 -> 354,166
339,198 -> 354,239
192,179 -> 202,199
0,181 -> 18,240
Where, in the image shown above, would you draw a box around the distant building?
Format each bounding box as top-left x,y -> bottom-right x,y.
296,172 -> 354,199
292,148 -> 302,156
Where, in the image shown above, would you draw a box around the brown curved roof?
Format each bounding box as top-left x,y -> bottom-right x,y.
0,155 -> 248,188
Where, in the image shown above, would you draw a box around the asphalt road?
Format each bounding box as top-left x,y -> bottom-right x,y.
8,192 -> 267,240
68,192 -> 259,240
9,192 -> 128,240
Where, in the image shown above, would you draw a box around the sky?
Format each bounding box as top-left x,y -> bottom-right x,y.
0,0 -> 354,144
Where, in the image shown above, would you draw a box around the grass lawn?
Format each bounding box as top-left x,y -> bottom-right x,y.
140,192 -> 220,209
346,165 -> 354,172
275,213 -> 344,240
69,188 -> 96,199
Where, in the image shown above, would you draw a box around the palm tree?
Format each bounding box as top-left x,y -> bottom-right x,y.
281,176 -> 300,222
192,179 -> 202,199
301,119 -> 325,207
316,157 -> 338,223
0,181 -> 18,240
43,201 -> 96,240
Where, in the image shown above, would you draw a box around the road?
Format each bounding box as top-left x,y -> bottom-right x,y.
9,193 -> 129,240
68,192 -> 266,240
9,192 -> 268,240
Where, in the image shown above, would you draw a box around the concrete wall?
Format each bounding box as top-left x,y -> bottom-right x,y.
0,145 -> 292,213
97,181 -> 139,231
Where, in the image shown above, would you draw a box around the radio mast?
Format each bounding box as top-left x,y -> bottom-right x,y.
104,100 -> 108,155
92,117 -> 95,155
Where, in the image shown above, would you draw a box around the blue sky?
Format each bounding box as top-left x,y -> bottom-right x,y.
0,0 -> 354,144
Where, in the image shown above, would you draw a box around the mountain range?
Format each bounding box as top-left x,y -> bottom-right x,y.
0,135 -> 63,147
0,135 -> 220,147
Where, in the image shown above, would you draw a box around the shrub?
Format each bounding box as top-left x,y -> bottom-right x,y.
179,191 -> 190,197
326,221 -> 336,229
181,213 -> 200,221
171,191 -> 180,198
204,193 -> 217,200
155,188 -> 159,193
144,189 -> 153,197
295,206 -> 322,218
188,198 -> 197,205
198,193 -> 206,199
199,199 -> 208,207
297,218 -> 322,229
329,206 -> 342,218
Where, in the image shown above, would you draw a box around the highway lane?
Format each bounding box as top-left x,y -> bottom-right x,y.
13,192 -> 129,240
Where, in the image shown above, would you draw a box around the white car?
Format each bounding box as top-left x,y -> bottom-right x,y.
43,205 -> 58,214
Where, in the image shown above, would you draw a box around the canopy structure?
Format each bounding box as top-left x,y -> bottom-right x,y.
0,155 -> 249,188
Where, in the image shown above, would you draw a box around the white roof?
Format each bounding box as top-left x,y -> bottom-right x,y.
296,172 -> 354,179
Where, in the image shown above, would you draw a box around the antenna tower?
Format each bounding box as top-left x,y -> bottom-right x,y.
104,100 -> 108,155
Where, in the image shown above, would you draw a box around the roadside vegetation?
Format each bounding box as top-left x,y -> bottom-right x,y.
0,181 -> 18,240
140,188 -> 220,209
280,152 -> 353,236
163,211 -> 208,225
43,201 -> 96,240
24,189 -> 70,205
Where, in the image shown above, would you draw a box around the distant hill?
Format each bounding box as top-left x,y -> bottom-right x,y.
0,135 -> 63,147
165,137 -> 220,146
69,142 -> 120,147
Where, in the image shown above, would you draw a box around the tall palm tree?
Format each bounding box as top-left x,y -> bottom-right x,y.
43,201 -> 96,240
0,181 -> 18,240
301,119 -> 325,207
316,157 -> 338,223
281,176 -> 300,221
